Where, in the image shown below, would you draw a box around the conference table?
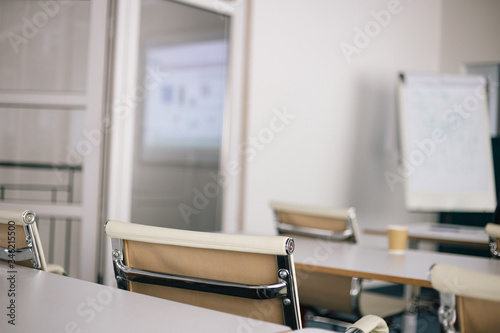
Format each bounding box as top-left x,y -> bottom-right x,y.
363,223 -> 489,249
291,236 -> 500,332
0,262 -> 291,332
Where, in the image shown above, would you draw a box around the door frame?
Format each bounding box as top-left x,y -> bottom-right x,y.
103,0 -> 249,285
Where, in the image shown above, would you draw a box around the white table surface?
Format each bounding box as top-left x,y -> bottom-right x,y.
291,236 -> 500,288
293,329 -> 336,332
0,262 -> 291,333
364,223 -> 489,248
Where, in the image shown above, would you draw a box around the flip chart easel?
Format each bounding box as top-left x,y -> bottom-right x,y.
397,73 -> 496,212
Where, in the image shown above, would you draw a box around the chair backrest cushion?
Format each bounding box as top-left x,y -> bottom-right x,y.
277,210 -> 348,232
295,268 -> 354,313
0,224 -> 33,268
430,264 -> 500,333
105,219 -> 302,326
270,201 -> 358,243
458,296 -> 500,333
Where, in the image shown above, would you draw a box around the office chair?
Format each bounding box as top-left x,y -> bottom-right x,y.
429,264 -> 500,333
270,201 -> 406,329
105,219 -> 302,329
0,209 -> 65,274
485,223 -> 500,259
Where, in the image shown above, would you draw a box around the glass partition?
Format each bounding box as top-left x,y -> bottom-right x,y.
130,0 -> 230,232
0,0 -> 90,92
0,107 -> 84,204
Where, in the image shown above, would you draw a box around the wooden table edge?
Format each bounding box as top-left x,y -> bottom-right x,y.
409,235 -> 488,248
294,263 -> 432,288
363,228 -> 489,248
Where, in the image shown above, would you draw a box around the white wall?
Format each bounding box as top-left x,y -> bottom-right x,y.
440,0 -> 500,72
241,0 -> 500,246
241,0 -> 443,244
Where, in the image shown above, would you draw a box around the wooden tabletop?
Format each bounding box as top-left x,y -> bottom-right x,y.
292,236 -> 500,288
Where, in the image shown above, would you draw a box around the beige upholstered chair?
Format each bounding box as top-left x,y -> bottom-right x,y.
271,201 -> 360,243
270,201 -> 406,328
105,220 -> 302,329
0,209 -> 64,274
429,264 -> 500,333
485,223 -> 500,259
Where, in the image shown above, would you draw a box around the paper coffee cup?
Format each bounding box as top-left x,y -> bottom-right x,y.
387,225 -> 408,254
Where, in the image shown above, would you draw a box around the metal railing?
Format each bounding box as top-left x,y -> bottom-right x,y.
0,161 -> 82,203
0,161 -> 82,276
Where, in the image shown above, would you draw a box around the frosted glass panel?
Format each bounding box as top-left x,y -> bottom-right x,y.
142,39 -> 228,165
37,215 -> 81,277
0,107 -> 85,163
131,0 -> 229,232
0,0 -> 90,92
0,107 -> 84,203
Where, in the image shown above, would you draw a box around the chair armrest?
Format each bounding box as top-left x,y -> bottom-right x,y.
46,263 -> 66,275
345,315 -> 389,333
429,264 -> 500,302
486,223 -> 500,238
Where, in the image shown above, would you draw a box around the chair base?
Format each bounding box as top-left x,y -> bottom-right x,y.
303,307 -> 402,333
305,312 -> 354,330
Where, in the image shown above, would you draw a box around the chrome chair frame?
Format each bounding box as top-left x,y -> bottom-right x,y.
436,292 -> 458,333
485,223 -> 500,259
488,237 -> 500,258
107,222 -> 302,330
429,263 -> 500,333
346,328 -> 366,333
0,210 -> 45,270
